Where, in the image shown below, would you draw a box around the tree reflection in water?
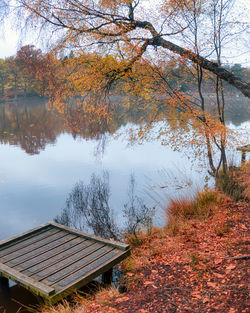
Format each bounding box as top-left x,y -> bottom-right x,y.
123,174 -> 155,238
55,172 -> 155,240
0,96 -> 248,156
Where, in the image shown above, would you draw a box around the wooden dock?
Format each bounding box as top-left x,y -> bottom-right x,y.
0,222 -> 130,303
237,144 -> 250,163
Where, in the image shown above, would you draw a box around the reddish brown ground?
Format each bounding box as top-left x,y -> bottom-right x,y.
84,200 -> 249,313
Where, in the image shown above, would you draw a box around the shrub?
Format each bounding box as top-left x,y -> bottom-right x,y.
167,198 -> 196,220
125,230 -> 148,247
195,189 -> 223,216
216,169 -> 244,201
165,189 -> 224,235
238,161 -> 250,201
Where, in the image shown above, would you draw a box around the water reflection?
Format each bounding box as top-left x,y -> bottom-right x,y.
0,96 -> 249,241
0,98 -> 62,155
204,95 -> 250,127
55,173 -> 155,240
0,96 -> 249,155
55,172 -> 120,239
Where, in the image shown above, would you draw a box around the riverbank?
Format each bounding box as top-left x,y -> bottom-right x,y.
41,163 -> 250,312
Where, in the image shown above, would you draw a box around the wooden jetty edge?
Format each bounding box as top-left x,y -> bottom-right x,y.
237,144 -> 250,163
0,222 -> 130,303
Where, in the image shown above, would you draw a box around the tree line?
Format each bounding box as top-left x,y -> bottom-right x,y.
0,44 -> 248,100
0,45 -> 52,98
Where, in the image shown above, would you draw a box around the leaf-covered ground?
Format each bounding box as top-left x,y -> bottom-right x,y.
83,199 -> 249,313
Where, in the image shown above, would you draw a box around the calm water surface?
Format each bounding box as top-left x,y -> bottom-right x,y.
0,97 -> 249,240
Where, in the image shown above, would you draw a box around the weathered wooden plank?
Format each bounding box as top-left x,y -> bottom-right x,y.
1,231 -> 71,263
56,249 -> 120,288
0,223 -> 131,303
15,237 -> 86,272
48,249 -> 130,303
0,223 -> 52,250
50,222 -> 129,250
46,246 -> 113,285
7,234 -> 77,267
37,243 -> 108,283
0,263 -> 55,297
21,239 -> 93,275
0,227 -> 57,257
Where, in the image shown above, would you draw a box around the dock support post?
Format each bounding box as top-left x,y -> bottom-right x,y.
241,151 -> 246,164
0,277 -> 10,298
102,268 -> 113,285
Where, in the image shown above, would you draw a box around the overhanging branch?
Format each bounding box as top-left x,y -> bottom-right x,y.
134,20 -> 250,98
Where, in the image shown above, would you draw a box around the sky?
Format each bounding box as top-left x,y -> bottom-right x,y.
0,20 -> 19,58
0,0 -> 249,65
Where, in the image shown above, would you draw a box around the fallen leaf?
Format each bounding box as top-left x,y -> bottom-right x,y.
214,258 -> 223,264
214,273 -> 224,278
126,272 -> 133,277
207,282 -> 217,287
115,296 -> 129,303
226,264 -> 236,270
203,296 -> 210,303
144,281 -> 154,286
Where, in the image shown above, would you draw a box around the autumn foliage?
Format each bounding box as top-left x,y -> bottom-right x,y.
39,163 -> 250,313
41,200 -> 249,313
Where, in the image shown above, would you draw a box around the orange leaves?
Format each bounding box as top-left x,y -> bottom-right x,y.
226,264 -> 236,271
126,272 -> 133,277
39,182 -> 249,313
143,280 -> 155,286
214,257 -> 223,265
207,281 -> 217,288
115,296 -> 130,303
99,0 -> 132,10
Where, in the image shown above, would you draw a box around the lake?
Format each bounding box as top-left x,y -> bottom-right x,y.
0,96 -> 249,241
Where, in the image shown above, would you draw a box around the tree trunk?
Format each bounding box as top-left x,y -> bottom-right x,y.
154,37 -> 250,98
135,20 -> 250,98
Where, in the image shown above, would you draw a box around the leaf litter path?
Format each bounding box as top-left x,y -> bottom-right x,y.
86,200 -> 249,313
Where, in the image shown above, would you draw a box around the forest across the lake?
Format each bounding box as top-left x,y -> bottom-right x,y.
0,45 -> 249,100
